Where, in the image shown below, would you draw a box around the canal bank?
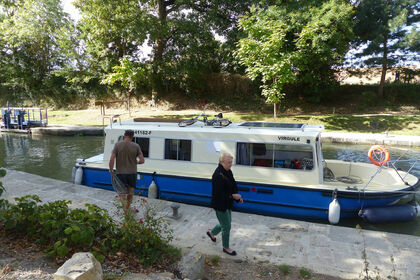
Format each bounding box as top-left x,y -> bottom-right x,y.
0,124 -> 103,136
322,132 -> 420,147
1,122 -> 420,146
2,169 -> 420,279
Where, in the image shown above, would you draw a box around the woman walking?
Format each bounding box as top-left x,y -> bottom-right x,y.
206,152 -> 243,256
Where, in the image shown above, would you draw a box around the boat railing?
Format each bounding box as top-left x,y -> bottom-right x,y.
102,114 -> 121,129
362,158 -> 420,192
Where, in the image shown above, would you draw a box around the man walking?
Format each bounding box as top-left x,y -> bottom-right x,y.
109,129 -> 145,214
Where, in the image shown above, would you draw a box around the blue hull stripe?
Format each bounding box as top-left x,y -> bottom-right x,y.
84,166 -> 419,199
80,166 -> 419,220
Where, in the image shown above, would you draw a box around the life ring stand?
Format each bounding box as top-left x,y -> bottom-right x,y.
368,145 -> 390,166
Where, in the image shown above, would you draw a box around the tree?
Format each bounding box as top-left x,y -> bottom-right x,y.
353,0 -> 420,98
101,57 -> 149,116
236,1 -> 354,118
0,0 -> 75,106
75,0 -> 257,98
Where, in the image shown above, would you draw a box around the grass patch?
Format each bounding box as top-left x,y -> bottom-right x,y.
299,268 -> 312,279
210,255 -> 220,265
277,264 -> 291,275
47,109 -> 420,136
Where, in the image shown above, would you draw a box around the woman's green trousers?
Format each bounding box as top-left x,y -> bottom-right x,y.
211,209 -> 232,248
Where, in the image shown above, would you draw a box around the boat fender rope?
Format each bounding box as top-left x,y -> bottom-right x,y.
368,145 -> 390,166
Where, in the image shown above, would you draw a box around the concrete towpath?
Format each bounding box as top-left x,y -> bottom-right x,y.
2,169 -> 420,280
322,132 -> 420,147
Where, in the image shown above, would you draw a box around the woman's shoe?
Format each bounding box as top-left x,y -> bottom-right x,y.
206,231 -> 216,242
223,248 -> 237,256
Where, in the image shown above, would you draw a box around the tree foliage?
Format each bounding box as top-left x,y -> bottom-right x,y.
2,0 -> 415,109
74,0 -> 257,97
236,0 -> 354,115
0,0 -> 75,106
352,0 -> 420,97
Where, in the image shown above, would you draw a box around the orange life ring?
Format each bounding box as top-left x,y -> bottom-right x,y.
367,145 -> 390,166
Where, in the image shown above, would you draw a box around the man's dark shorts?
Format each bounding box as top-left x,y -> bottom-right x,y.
116,174 -> 137,189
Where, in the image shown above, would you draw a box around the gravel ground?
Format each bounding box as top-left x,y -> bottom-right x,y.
0,232 -> 346,280
0,235 -> 57,280
202,256 -> 346,280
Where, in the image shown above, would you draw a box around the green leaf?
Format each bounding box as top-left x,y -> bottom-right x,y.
53,240 -> 62,250
64,227 -> 73,235
80,230 -> 94,246
92,252 -> 105,263
57,245 -> 69,257
71,225 -> 81,232
71,232 -> 80,244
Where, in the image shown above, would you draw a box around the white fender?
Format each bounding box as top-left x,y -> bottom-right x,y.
71,166 -> 77,183
148,179 -> 158,199
328,198 -> 340,224
415,203 -> 420,217
74,167 -> 83,185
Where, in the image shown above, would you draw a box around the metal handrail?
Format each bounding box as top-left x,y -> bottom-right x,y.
102,114 -> 122,129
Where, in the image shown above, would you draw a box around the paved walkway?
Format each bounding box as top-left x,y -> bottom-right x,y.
2,169 -> 420,280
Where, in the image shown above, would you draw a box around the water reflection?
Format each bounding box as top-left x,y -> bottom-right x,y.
0,133 -> 104,181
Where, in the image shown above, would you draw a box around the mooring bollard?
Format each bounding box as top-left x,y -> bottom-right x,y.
170,203 -> 181,220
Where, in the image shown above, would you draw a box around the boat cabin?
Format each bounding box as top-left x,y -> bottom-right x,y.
102,121 -> 325,186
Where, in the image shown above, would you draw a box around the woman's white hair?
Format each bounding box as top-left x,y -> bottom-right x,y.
219,152 -> 233,163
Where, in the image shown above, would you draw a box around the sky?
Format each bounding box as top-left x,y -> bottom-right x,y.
62,0 -> 79,21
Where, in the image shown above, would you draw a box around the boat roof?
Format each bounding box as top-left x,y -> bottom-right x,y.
105,120 -> 324,138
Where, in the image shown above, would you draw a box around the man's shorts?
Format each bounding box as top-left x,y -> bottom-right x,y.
116,174 -> 137,189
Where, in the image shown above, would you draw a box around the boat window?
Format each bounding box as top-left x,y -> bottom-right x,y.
134,137 -> 149,158
118,136 -> 149,158
164,139 -> 191,161
236,142 -> 313,170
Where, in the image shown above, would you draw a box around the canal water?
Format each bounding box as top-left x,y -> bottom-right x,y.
0,133 -> 419,235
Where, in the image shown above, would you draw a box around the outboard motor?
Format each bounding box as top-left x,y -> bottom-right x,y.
359,203 -> 419,224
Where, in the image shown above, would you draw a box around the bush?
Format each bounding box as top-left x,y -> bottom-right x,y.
113,196 -> 179,265
0,195 -> 180,266
361,91 -> 377,107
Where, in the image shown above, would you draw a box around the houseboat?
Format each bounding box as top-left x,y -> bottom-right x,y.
73,116 -> 420,223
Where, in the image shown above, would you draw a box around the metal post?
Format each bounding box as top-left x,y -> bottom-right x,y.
170,203 -> 181,220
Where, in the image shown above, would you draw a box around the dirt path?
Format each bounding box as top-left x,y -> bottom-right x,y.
202,256 -> 346,280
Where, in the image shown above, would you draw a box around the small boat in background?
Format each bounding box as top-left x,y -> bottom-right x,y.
73,113 -> 420,224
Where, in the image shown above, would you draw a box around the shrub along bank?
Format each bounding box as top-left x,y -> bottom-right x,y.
0,188 -> 180,268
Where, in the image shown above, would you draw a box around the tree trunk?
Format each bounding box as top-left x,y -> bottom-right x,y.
378,37 -> 388,99
127,90 -> 131,117
273,103 -> 277,121
154,0 -> 167,62
152,0 -> 168,96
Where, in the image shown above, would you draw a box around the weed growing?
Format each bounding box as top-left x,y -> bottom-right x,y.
278,264 -> 291,275
299,268 -> 312,278
357,224 -> 399,280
